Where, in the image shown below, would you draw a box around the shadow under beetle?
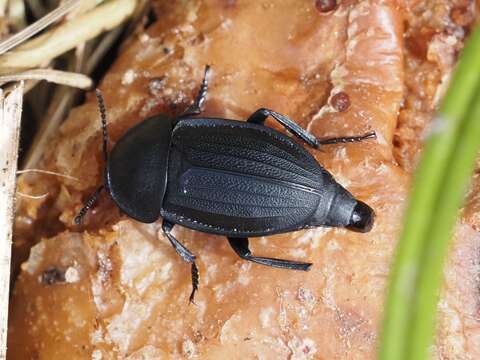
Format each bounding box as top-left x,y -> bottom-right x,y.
75,66 -> 376,302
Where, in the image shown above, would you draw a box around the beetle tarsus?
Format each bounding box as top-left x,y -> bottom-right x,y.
183,65 -> 211,116
318,131 -> 376,145
162,220 -> 200,302
227,237 -> 312,271
189,262 -> 199,304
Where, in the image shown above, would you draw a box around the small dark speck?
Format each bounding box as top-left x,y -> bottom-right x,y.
315,0 -> 337,13
163,47 -> 170,54
244,337 -> 251,341
41,267 -> 65,285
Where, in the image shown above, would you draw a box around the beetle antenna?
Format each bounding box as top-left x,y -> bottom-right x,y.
74,185 -> 104,225
182,65 -> 211,116
95,89 -> 109,164
318,131 -> 376,145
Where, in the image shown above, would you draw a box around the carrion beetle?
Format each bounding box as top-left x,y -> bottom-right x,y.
75,66 -> 376,302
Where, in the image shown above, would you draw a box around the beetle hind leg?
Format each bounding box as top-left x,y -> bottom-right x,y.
227,237 -> 312,271
247,108 -> 376,149
162,220 -> 199,303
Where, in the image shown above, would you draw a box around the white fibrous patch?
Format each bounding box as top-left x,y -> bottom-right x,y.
366,27 -> 375,37
107,300 -> 158,354
204,263 -> 218,284
295,228 -> 326,249
65,266 -> 80,283
289,248 -> 307,258
182,338 -> 195,358
238,262 -> 251,285
287,336 -> 318,360
122,69 -> 136,85
139,33 -> 150,43
326,239 -> 341,252
90,328 -> 104,345
260,307 -> 275,328
22,241 -> 46,274
297,287 -> 316,308
221,18 -> 233,30
158,261 -> 173,282
322,266 -> 337,311
220,313 -> 242,344
91,349 -> 103,360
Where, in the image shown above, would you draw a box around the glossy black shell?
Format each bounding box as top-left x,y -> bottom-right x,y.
161,118 -> 353,237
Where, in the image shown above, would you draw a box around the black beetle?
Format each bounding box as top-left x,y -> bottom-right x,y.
75,66 -> 375,302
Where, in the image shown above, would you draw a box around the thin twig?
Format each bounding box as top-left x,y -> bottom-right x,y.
0,0 -> 80,55
0,0 -> 137,72
17,169 -> 79,181
0,69 -> 92,89
16,191 -> 48,200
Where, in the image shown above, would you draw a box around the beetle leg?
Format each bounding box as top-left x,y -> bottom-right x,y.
247,108 -> 320,148
162,220 -> 199,303
247,108 -> 376,148
183,65 -> 211,116
227,237 -> 312,271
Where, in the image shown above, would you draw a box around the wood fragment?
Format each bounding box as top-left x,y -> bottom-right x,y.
0,83 -> 23,360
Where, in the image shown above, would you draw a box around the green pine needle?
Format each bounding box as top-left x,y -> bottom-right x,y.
379,26 -> 480,360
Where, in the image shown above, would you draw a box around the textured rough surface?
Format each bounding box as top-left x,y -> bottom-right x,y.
8,0 -> 480,359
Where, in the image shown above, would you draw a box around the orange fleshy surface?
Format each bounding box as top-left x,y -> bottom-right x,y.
8,0 -> 480,359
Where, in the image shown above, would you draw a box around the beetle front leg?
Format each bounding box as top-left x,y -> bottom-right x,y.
162,220 -> 199,303
227,237 -> 312,271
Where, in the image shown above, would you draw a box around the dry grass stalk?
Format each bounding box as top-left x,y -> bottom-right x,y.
0,83 -> 24,360
16,168 -> 79,181
0,0 -> 137,73
0,0 -> 80,55
0,69 -> 92,89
